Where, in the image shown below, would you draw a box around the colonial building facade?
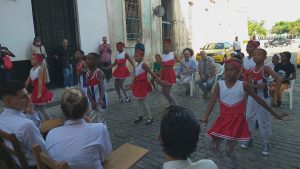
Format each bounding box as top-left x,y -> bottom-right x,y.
0,0 -> 193,86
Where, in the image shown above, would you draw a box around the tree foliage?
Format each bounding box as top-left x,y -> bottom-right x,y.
271,19 -> 300,36
248,20 -> 267,37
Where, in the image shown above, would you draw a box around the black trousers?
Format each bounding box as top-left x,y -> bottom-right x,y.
97,61 -> 112,81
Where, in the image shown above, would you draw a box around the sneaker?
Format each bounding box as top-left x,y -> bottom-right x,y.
240,138 -> 252,149
119,97 -> 123,103
125,97 -> 131,103
165,105 -> 174,110
262,144 -> 271,156
134,116 -> 143,123
145,118 -> 153,125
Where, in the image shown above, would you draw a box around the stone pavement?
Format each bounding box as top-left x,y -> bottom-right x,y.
46,55 -> 300,169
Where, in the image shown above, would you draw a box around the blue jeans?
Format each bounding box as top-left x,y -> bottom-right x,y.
62,64 -> 73,87
196,78 -> 215,95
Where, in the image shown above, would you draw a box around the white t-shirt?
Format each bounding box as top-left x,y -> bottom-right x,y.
163,159 -> 218,169
243,56 -> 255,71
233,40 -> 241,50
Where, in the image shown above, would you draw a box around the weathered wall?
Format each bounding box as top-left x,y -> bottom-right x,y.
107,0 -> 162,65
173,0 -> 193,57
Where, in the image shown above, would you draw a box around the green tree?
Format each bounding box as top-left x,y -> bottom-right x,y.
271,21 -> 293,34
271,19 -> 300,36
288,19 -> 300,36
248,20 -> 267,37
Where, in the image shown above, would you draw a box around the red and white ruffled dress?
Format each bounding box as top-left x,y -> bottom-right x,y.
207,80 -> 250,141
112,51 -> 130,79
131,62 -> 153,99
161,52 -> 176,85
30,66 -> 54,105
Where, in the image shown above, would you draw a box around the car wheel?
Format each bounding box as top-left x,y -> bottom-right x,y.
297,65 -> 300,68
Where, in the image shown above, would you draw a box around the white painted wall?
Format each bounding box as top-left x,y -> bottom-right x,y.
0,0 -> 35,61
76,0 -> 109,54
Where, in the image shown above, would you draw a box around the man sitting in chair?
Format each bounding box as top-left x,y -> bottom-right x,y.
196,51 -> 216,99
0,80 -> 45,168
176,48 -> 197,95
158,106 -> 218,169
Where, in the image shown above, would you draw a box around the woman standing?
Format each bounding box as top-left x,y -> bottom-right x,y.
32,37 -> 50,83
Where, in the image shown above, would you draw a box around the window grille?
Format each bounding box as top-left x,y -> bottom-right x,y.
125,0 -> 141,40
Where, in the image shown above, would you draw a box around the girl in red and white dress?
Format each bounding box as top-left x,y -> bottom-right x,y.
130,43 -> 163,125
160,39 -> 190,109
86,53 -> 107,123
106,42 -> 135,103
25,54 -> 53,120
201,58 -> 286,168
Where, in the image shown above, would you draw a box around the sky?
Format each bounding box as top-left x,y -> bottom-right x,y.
246,0 -> 300,29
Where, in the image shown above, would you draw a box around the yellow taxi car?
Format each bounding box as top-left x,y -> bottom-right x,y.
200,42 -> 234,64
297,45 -> 300,68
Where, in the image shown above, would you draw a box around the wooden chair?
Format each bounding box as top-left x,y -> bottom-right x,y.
103,143 -> 148,169
0,130 -> 29,169
32,144 -> 70,169
40,118 -> 64,135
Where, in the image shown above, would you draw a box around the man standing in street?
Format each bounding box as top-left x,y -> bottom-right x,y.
98,36 -> 112,82
54,39 -> 74,88
196,51 -> 216,99
233,36 -> 241,53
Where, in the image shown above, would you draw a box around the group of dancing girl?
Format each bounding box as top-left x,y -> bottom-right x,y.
25,38 -> 290,168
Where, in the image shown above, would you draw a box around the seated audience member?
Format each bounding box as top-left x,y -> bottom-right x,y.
266,53 -> 280,70
269,51 -> 296,106
195,51 -> 216,98
176,48 -> 197,95
158,106 -> 218,169
265,53 -> 280,82
46,88 -> 112,169
0,80 -> 45,168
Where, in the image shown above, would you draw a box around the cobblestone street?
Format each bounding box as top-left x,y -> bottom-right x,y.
46,55 -> 300,169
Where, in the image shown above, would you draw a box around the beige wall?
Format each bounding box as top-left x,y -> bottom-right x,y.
173,0 -> 193,57
106,0 -> 163,65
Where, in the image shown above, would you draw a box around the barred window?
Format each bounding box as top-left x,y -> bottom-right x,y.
125,0 -> 141,40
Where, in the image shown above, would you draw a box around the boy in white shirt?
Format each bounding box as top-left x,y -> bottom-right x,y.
0,80 -> 45,168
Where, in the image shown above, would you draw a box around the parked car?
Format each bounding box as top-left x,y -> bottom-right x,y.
200,42 -> 233,64
264,38 -> 292,48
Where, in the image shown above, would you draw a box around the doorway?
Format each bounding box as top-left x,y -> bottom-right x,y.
31,0 -> 79,87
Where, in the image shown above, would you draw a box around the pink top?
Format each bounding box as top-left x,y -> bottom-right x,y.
98,44 -> 112,62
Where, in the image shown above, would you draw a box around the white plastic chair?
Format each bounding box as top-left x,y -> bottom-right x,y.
190,72 -> 198,96
282,80 -> 294,110
211,63 -> 224,93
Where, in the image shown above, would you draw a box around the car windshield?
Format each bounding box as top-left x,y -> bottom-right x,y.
206,43 -> 224,50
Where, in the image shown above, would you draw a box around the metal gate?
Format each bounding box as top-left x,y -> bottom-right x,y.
31,0 -> 79,87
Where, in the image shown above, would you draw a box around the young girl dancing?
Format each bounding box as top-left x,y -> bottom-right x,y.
160,39 -> 190,109
130,43 -> 163,125
86,53 -> 108,123
75,50 -> 88,95
201,58 -> 287,168
106,42 -> 135,103
25,54 -> 54,120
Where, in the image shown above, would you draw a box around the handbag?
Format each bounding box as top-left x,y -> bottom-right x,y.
2,55 -> 13,69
